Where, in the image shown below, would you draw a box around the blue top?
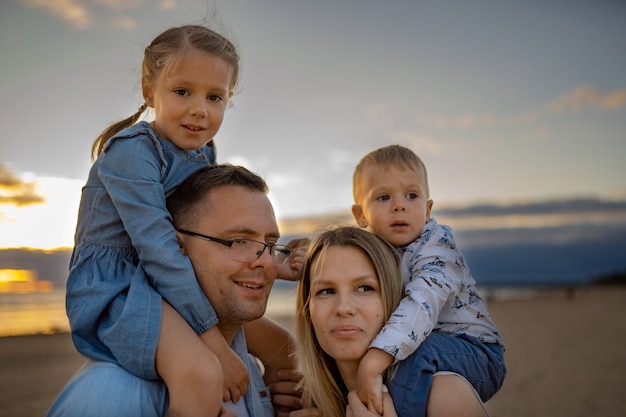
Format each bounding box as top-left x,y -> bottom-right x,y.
66,121 -> 218,379
45,328 -> 275,417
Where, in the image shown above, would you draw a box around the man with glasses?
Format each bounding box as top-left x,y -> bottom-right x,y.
47,164 -> 305,417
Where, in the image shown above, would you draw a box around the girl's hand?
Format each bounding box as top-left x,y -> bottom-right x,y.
201,326 -> 250,403
347,390 -> 397,417
276,238 -> 310,281
219,406 -> 237,417
220,347 -> 250,403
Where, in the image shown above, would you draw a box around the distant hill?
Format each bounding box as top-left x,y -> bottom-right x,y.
1,197 -> 625,288
0,248 -> 71,288
278,197 -> 626,286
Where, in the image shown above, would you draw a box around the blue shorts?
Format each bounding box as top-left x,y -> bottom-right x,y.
388,332 -> 506,417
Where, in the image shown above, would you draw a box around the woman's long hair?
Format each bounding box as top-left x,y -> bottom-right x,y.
295,226 -> 404,417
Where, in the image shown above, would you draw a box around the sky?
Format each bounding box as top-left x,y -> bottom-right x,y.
1,0 -> 625,250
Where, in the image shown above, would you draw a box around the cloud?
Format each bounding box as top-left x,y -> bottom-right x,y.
436,197 -> 626,217
0,165 -> 45,207
158,0 -> 176,11
20,0 -> 94,30
549,86 -> 626,112
19,0 -> 150,30
388,130 -> 444,155
429,109 -> 546,132
109,15 -> 136,30
425,85 -> 626,134
94,0 -> 144,12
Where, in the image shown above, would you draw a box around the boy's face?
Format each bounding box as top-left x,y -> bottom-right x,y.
352,164 -> 433,247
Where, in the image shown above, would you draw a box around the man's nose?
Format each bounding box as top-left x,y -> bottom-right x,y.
251,244 -> 274,268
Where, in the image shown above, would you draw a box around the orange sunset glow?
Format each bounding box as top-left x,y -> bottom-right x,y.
0,269 -> 53,294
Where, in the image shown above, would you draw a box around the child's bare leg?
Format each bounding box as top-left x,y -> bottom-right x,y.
426,373 -> 489,417
156,301 -> 223,417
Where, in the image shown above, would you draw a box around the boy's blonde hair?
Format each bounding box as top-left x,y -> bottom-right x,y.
295,226 -> 404,417
353,144 -> 430,203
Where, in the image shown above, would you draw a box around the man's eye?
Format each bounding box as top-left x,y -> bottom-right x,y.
231,238 -> 250,248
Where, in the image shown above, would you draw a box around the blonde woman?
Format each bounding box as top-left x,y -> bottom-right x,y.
293,227 -> 490,417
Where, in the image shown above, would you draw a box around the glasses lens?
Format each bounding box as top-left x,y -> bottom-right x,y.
229,239 -> 256,262
273,246 -> 290,265
229,239 -> 290,264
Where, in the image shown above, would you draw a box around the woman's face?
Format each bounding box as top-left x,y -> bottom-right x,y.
309,245 -> 385,364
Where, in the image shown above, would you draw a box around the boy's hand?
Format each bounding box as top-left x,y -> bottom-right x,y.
347,389 -> 397,417
357,349 -> 394,415
276,238 -> 310,281
200,327 -> 250,403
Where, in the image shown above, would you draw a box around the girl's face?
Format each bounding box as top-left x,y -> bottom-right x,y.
309,245 -> 385,367
143,48 -> 233,150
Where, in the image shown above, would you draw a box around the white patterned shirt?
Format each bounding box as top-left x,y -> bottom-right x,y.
370,218 -> 503,361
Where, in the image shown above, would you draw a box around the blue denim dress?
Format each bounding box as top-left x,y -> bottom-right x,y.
66,121 -> 217,379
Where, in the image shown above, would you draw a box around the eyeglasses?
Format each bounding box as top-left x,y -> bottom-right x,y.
176,228 -> 291,265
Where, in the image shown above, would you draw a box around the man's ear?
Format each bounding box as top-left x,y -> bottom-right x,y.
175,230 -> 188,254
142,77 -> 154,108
351,205 -> 368,228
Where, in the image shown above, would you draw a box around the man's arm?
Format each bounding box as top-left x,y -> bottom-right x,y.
243,317 -> 297,386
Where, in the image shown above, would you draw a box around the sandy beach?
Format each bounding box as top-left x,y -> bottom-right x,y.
0,286 -> 624,417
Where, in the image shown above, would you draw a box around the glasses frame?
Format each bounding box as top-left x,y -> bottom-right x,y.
175,228 -> 291,263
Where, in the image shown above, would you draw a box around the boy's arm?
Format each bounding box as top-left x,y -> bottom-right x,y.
243,316 -> 297,386
370,225 -> 462,362
357,348 -> 394,415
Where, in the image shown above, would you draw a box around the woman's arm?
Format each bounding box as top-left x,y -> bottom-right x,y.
243,317 -> 297,385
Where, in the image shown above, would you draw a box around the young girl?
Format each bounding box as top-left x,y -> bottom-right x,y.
66,25 -> 301,417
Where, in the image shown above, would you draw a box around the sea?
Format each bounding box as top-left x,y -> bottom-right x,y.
0,282 -> 300,338
0,282 -> 540,338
